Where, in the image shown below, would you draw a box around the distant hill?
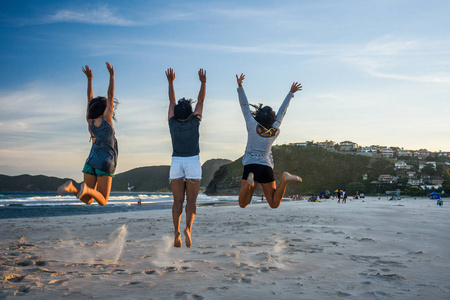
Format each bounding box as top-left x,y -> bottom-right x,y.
112,159 -> 232,191
206,145 -> 395,195
200,159 -> 232,187
0,158 -> 231,192
0,174 -> 78,192
111,165 -> 171,192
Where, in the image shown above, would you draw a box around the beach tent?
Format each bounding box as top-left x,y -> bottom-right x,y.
430,191 -> 440,200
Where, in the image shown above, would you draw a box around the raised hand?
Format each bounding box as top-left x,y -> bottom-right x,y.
82,65 -> 93,79
236,73 -> 245,87
165,68 -> 175,82
290,82 -> 302,93
105,61 -> 114,76
198,68 -> 206,83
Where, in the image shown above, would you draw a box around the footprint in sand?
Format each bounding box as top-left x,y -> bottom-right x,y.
14,286 -> 31,295
48,279 -> 67,285
222,273 -> 253,284
7,243 -> 38,250
4,274 -> 26,282
336,291 -> 352,297
172,292 -> 204,299
373,273 -> 405,281
358,238 -> 376,242
258,266 -> 279,273
16,260 -> 32,266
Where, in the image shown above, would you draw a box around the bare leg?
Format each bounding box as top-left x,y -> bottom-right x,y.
77,174 -> 98,205
171,178 -> 185,248
184,179 -> 200,248
247,172 -> 254,187
238,179 -> 258,208
261,172 -> 302,209
77,175 -> 112,206
57,180 -> 78,197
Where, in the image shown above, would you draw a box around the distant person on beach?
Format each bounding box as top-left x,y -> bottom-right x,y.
337,189 -> 341,203
236,73 -> 302,209
342,189 -> 347,204
57,62 -> 118,206
166,68 -> 206,248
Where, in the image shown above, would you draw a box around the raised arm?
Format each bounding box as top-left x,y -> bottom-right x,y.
103,61 -> 115,124
275,81 -> 302,126
236,73 -> 255,129
193,68 -> 206,116
82,65 -> 93,122
166,68 -> 176,120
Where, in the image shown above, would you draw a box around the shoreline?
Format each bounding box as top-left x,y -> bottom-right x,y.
0,196 -> 442,219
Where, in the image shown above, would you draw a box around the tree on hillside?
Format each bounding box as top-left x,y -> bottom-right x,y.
420,164 -> 437,176
345,182 -> 365,195
441,167 -> 450,194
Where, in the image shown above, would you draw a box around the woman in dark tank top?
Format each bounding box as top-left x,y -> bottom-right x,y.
166,68 -> 206,248
57,62 -> 118,206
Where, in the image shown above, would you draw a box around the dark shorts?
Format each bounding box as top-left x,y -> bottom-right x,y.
82,164 -> 115,177
242,164 -> 275,184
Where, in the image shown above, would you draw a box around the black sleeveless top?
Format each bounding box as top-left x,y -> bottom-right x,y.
168,116 -> 200,157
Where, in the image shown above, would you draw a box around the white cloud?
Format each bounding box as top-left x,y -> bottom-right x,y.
45,4 -> 137,26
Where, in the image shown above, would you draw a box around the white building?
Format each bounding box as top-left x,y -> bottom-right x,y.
395,161 -> 412,171
380,148 -> 395,158
339,141 -> 358,151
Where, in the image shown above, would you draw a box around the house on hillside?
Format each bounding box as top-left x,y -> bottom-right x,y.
421,174 -> 431,182
378,174 -> 396,183
380,148 -> 395,158
432,178 -> 444,186
413,149 -> 430,159
369,145 -> 379,152
406,171 -> 416,178
317,140 -> 336,150
397,150 -> 413,157
357,147 -> 375,153
339,141 -> 358,151
395,161 -> 412,171
436,151 -> 450,157
408,178 -> 423,186
291,142 -> 308,147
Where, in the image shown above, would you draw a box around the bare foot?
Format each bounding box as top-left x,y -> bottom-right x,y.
247,172 -> 255,187
174,232 -> 182,248
183,229 -> 192,248
57,180 -> 75,195
282,172 -> 302,183
77,182 -> 87,199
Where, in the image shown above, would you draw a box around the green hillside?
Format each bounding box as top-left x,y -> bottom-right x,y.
0,174 -> 78,192
206,145 -> 395,195
0,159 -> 231,192
200,159 -> 232,187
111,166 -> 171,192
111,159 -> 232,192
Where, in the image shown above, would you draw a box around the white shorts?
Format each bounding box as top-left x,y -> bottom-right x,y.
169,155 -> 202,181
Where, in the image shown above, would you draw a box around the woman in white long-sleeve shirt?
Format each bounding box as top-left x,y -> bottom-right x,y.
236,73 -> 302,209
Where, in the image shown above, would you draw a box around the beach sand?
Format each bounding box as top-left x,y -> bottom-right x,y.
1,197 -> 449,299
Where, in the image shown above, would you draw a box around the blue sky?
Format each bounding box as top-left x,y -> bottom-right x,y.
1,0 -> 449,180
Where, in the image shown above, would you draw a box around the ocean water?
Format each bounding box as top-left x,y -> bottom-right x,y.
0,192 -> 239,219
